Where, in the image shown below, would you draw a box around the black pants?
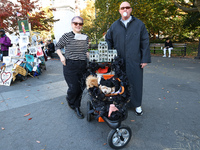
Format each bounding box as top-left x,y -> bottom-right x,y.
46,50 -> 54,58
1,51 -> 8,61
63,59 -> 87,107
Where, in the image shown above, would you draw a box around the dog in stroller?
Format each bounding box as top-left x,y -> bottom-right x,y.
85,57 -> 132,149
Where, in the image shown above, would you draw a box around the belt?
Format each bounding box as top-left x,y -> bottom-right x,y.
67,59 -> 86,62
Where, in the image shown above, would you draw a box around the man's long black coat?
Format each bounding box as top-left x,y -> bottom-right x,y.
106,16 -> 151,107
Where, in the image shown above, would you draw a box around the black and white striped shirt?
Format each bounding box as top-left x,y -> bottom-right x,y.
55,31 -> 89,60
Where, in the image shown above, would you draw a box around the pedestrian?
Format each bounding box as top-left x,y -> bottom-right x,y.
46,40 -> 55,60
105,1 -> 151,116
55,16 -> 89,119
0,29 -> 11,61
163,38 -> 173,58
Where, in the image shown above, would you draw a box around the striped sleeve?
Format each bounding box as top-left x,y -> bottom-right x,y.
55,33 -> 68,51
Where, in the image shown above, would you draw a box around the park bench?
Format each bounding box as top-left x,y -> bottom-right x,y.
150,43 -> 187,56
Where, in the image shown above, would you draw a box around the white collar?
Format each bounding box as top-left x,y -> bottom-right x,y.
121,16 -> 132,27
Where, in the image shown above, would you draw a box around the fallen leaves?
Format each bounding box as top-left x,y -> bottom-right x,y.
61,102 -> 64,105
131,120 -> 135,122
103,143 -> 107,145
36,141 -> 40,143
28,118 -> 32,120
24,113 -> 31,117
1,127 -> 5,130
25,96 -> 29,98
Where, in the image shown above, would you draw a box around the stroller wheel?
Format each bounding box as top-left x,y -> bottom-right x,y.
107,125 -> 132,149
87,100 -> 92,122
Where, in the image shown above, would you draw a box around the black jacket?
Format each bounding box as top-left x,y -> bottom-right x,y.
105,16 -> 151,107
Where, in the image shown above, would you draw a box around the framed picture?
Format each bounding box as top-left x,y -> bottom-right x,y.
9,47 -> 18,56
10,36 -> 19,44
36,47 -> 44,57
19,36 -> 29,45
20,44 -> 28,52
3,56 -> 11,64
0,64 -> 13,86
29,47 -> 37,54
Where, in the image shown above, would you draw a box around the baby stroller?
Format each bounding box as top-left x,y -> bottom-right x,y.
86,57 -> 132,149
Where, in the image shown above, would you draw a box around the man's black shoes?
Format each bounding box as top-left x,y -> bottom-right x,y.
74,107 -> 84,119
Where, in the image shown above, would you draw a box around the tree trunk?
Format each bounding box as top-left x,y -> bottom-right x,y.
195,37 -> 200,59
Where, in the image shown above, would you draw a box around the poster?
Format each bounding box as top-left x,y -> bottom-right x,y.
10,36 -> 19,44
36,47 -> 44,57
20,44 -> 28,52
29,47 -> 37,54
3,56 -> 11,64
0,64 -> 13,86
18,20 -> 30,36
19,36 -> 29,45
9,47 -> 18,56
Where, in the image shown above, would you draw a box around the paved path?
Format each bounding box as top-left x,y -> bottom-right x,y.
0,57 -> 200,150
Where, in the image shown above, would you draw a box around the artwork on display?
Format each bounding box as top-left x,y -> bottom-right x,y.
3,56 -> 11,64
9,47 -> 18,56
10,36 -> 19,44
25,55 -> 34,62
20,36 -> 29,45
20,44 -> 28,52
0,64 -> 13,86
29,47 -> 37,54
36,47 -> 44,57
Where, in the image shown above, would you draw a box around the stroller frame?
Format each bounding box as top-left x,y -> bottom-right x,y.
86,73 -> 132,149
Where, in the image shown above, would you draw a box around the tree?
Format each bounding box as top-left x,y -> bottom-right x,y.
0,0 -> 58,35
173,0 -> 200,58
80,0 -> 96,43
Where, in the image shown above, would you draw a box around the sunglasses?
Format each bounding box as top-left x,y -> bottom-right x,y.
73,22 -> 84,26
120,6 -> 131,10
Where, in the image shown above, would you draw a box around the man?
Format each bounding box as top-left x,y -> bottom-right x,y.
46,40 -> 55,59
163,38 -> 173,58
0,29 -> 11,61
106,1 -> 151,115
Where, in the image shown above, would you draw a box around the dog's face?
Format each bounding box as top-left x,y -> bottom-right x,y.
99,85 -> 115,94
86,75 -> 98,89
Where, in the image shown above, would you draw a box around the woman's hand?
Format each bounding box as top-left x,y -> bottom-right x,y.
60,55 -> 66,66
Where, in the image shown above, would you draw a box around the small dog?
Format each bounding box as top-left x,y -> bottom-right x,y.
99,85 -> 115,95
86,75 -> 98,89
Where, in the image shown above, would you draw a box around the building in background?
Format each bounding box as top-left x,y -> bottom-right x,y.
52,0 -> 87,42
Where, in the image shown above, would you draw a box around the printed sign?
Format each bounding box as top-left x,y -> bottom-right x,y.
29,47 -> 37,54
10,36 -> 19,44
19,36 -> 29,45
36,47 -> 44,57
0,64 -> 13,86
9,47 -> 18,56
3,56 -> 11,64
20,44 -> 28,52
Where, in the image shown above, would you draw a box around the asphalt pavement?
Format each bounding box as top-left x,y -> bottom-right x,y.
0,56 -> 200,150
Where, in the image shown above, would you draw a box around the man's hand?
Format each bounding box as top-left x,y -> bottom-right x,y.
140,63 -> 147,68
108,104 -> 119,117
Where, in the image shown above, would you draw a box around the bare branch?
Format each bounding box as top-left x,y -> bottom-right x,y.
173,0 -> 199,12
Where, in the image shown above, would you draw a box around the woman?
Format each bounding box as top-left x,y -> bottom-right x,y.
0,29 -> 11,61
55,16 -> 89,119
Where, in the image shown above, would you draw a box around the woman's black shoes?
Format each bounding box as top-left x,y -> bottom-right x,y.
74,107 -> 84,119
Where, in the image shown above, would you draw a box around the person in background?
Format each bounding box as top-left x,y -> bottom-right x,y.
0,29 -> 11,61
55,16 -> 89,119
46,40 -> 55,60
105,1 -> 151,116
163,38 -> 173,58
